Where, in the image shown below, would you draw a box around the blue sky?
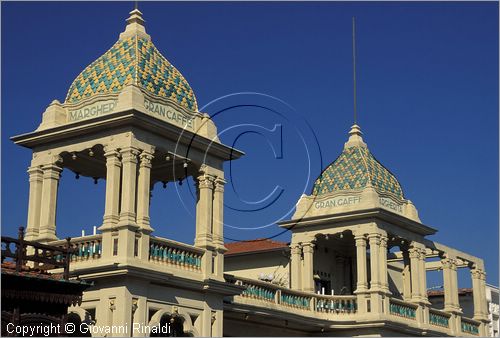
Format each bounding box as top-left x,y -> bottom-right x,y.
2,2 -> 498,286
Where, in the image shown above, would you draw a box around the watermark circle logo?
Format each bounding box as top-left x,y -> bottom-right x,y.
172,92 -> 323,241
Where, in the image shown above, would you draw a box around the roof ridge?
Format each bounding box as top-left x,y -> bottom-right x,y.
134,34 -> 139,87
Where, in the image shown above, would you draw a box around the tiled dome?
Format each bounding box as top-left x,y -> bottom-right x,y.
65,9 -> 197,112
312,125 -> 404,199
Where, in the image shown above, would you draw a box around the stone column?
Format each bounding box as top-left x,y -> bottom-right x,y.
471,267 -> 488,320
290,244 -> 302,290
354,235 -> 368,293
212,177 -> 226,279
118,147 -> 139,226
212,177 -> 225,248
25,166 -> 44,241
368,234 -> 381,290
479,271 -> 488,317
409,247 -> 421,302
418,247 -> 429,303
477,269 -> 490,336
38,163 -> 63,242
302,241 -> 315,292
336,256 -> 346,290
99,149 -> 122,258
136,150 -> 154,260
117,147 -> 140,259
379,235 -> 390,294
368,233 -> 383,313
136,150 -> 154,232
101,149 -> 122,228
402,249 -> 412,301
195,174 -> 214,248
442,257 -> 461,313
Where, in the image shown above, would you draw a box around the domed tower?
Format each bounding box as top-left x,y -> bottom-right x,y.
297,124 -> 419,222
280,124 -> 437,314
11,9 -> 243,335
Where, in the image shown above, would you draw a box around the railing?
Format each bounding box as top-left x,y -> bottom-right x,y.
226,275 -> 357,317
315,294 -> 357,313
280,291 -> 310,309
241,282 -> 276,302
429,308 -> 450,328
389,298 -> 417,320
49,235 -> 102,262
461,317 -> 480,335
149,236 -> 203,271
1,227 -> 72,279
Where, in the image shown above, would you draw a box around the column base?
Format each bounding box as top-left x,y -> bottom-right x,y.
36,231 -> 58,243
354,286 -> 368,294
444,306 -> 463,315
137,218 -> 154,233
99,215 -> 120,231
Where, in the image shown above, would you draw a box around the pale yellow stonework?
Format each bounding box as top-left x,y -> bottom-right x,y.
11,8 -> 491,338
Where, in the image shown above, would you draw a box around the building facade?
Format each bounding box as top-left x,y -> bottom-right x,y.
9,8 -> 493,337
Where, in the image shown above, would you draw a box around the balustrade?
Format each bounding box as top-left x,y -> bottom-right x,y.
429,309 -> 450,328
461,317 -> 480,335
49,235 -> 102,262
149,237 -> 203,271
280,291 -> 310,309
226,275 -> 357,316
315,295 -> 357,313
389,298 -> 417,320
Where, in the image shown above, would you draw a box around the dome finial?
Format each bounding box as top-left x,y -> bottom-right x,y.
344,124 -> 367,149
119,4 -> 150,40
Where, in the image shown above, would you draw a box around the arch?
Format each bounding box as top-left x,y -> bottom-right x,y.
148,307 -> 198,337
67,309 -> 93,337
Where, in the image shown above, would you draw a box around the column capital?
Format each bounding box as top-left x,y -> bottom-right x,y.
290,244 -> 302,255
27,166 -> 44,180
379,235 -> 388,248
471,268 -> 483,279
41,163 -> 63,179
214,177 -> 226,192
302,241 -> 315,253
104,148 -> 121,158
120,147 -> 140,161
139,150 -> 154,168
197,174 -> 215,189
441,257 -> 457,270
354,235 -> 367,246
409,247 -> 421,259
368,233 -> 381,245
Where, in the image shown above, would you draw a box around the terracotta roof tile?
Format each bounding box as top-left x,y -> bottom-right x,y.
427,288 -> 473,297
225,238 -> 289,256
1,261 -> 65,281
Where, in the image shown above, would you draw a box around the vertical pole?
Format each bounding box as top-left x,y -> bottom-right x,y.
16,227 -> 25,272
64,237 -> 71,280
352,16 -> 358,124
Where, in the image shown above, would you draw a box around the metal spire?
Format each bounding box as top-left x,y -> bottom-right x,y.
352,16 -> 358,125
